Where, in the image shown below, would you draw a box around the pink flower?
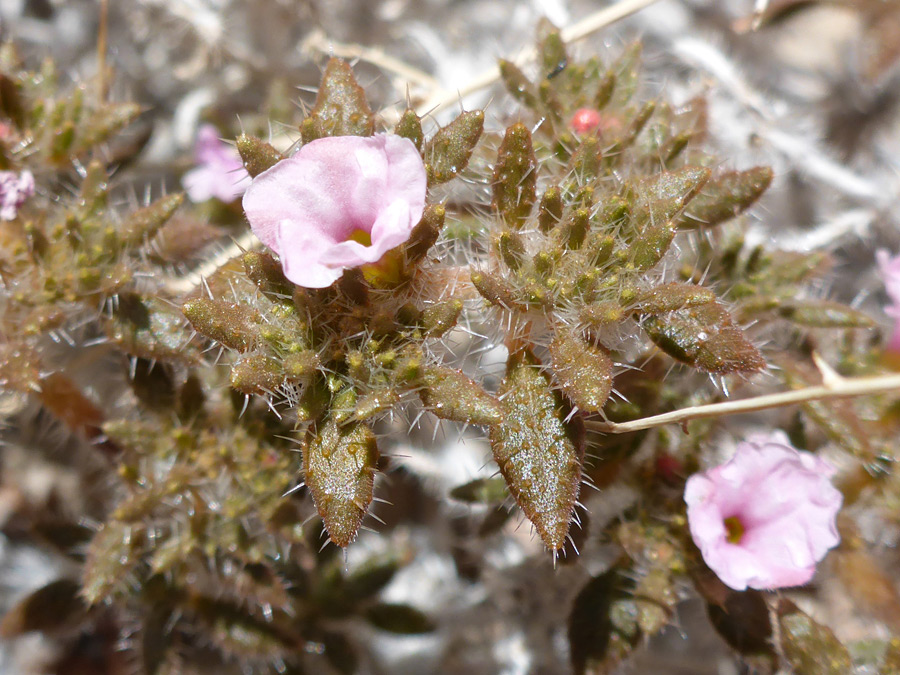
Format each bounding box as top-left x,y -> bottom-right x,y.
242,134 -> 427,288
0,169 -> 34,220
182,124 -> 250,203
570,108 -> 603,135
569,108 -> 623,138
877,249 -> 900,352
684,431 -> 842,591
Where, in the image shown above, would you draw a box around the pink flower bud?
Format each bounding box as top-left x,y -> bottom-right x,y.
684,431 -> 842,591
570,108 -> 603,135
242,134 -> 427,289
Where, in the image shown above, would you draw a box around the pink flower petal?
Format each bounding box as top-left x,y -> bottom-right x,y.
277,221 -> 345,289
243,134 -> 426,288
878,249 -> 900,351
0,169 -> 35,221
183,125 -> 250,203
685,431 -> 842,591
183,164 -> 250,203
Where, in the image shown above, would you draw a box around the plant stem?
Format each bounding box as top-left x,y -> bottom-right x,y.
303,30 -> 441,91
415,0 -> 664,116
162,231 -> 260,297
586,367 -> 900,434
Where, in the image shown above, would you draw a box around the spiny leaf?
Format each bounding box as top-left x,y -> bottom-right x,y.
777,599 -> 851,674
50,120 -> 76,161
236,134 -> 282,177
549,328 -> 614,413
494,229 -> 527,270
568,571 -> 640,675
303,419 -> 379,547
403,203 -> 445,265
365,603 -> 435,634
584,233 -> 615,267
609,42 -> 643,108
183,297 -> 260,352
632,282 -> 716,314
777,300 -> 875,328
139,606 -> 171,675
449,477 -> 509,504
108,294 -> 196,362
0,579 -> 87,637
130,358 -> 176,411
555,206 -> 590,250
614,522 -> 682,633
538,186 -> 563,233
82,522 -> 144,604
393,109 -> 424,151
492,123 -> 537,228
37,371 -> 104,436
594,71 -> 616,110
77,160 -> 109,217
607,101 -> 656,156
425,110 -> 484,185
630,219 -> 675,270
324,553 -> 402,609
242,250 -> 293,298
230,354 -> 284,395
643,301 -> 765,374
580,302 -> 626,330
677,167 -> 773,229
471,270 -> 526,310
661,131 -> 691,166
0,72 -> 25,128
301,58 -> 374,141
567,135 -> 601,182
490,349 -> 583,550
120,193 -> 184,248
537,18 -> 567,79
192,597 -> 296,660
296,376 -> 330,422
419,365 -> 503,425
706,589 -> 776,663
499,59 -> 539,110
352,389 -> 400,422
284,350 -> 319,382
421,298 -> 463,337
72,102 -> 141,154
631,166 -> 711,228
148,218 -> 221,265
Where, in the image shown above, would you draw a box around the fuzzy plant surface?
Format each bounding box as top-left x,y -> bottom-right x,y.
0,8 -> 899,675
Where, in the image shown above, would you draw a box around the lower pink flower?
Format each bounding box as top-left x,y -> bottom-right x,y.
242,134 -> 427,288
684,431 -> 842,591
183,124 -> 250,203
0,169 -> 34,220
877,250 -> 900,353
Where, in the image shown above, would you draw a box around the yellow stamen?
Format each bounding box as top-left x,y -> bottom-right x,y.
724,516 -> 745,544
348,229 -> 372,247
345,228 -> 406,288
